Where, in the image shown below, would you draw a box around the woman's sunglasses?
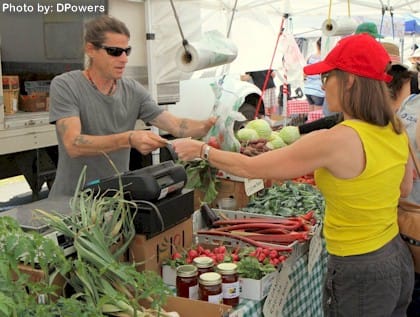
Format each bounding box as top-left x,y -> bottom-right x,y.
321,72 -> 330,86
98,45 -> 132,57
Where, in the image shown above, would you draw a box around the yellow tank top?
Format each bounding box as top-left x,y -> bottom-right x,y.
315,120 -> 408,256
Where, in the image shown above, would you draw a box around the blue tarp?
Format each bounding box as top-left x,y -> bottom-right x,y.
405,19 -> 420,34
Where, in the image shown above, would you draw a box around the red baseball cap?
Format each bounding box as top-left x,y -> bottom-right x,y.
304,34 -> 392,82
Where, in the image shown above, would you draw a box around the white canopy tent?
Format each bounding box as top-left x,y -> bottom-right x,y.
149,0 -> 419,79
142,0 -> 418,101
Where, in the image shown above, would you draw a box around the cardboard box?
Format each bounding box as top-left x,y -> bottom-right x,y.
162,264 -> 177,286
129,217 -> 193,274
163,295 -> 232,317
19,93 -> 49,112
194,178 -> 249,210
2,75 -> 19,90
15,264 -> 66,301
3,89 -> 19,114
239,272 -> 276,300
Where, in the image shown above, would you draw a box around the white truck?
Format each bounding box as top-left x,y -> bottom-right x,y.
0,0 -> 265,200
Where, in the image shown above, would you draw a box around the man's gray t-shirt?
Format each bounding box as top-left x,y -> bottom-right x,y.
48,70 -> 164,198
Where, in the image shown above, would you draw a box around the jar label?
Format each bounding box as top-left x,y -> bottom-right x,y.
208,292 -> 223,304
189,285 -> 198,300
222,281 -> 240,299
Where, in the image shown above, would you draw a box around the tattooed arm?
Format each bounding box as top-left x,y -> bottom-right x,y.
149,111 -> 216,139
56,116 -> 168,157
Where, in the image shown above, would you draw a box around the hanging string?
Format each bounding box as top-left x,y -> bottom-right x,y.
254,14 -> 288,119
226,0 -> 239,38
169,0 -> 191,57
327,0 -> 333,24
390,7 -> 395,39
379,6 -> 385,39
218,0 -> 239,87
347,0 -> 351,17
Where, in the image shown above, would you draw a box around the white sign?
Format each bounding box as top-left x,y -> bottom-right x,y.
244,178 -> 264,196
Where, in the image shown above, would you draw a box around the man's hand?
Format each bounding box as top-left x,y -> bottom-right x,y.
129,130 -> 168,155
203,117 -> 218,135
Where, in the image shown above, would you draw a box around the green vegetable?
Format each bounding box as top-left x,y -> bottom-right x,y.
242,181 -> 325,220
278,126 -> 300,144
182,159 -> 219,205
266,136 -> 287,150
245,119 -> 272,139
236,256 -> 276,280
0,156 -> 175,317
236,128 -> 259,142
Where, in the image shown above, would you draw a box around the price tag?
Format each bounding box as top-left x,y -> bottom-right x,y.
308,223 -> 323,273
263,261 -> 293,317
244,178 -> 264,196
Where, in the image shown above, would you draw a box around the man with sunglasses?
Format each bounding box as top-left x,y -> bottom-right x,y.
48,15 -> 216,198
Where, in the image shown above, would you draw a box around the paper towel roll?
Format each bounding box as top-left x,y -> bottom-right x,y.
322,17 -> 357,37
176,30 -> 238,72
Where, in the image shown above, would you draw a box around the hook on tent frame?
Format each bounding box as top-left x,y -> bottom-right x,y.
379,5 -> 395,39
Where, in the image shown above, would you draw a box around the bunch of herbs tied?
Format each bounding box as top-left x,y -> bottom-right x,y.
242,181 -> 325,221
0,163 -> 175,317
181,159 -> 219,204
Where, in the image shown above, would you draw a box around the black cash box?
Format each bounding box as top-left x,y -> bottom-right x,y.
132,188 -> 194,239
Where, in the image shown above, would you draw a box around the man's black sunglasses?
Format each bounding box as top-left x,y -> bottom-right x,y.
98,45 -> 132,57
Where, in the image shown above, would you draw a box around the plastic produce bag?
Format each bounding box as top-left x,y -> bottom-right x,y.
203,79 -> 246,152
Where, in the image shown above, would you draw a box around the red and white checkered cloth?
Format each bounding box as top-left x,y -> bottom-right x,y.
306,109 -> 324,122
286,100 -> 311,116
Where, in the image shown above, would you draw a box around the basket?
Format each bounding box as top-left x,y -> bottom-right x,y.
24,80 -> 51,95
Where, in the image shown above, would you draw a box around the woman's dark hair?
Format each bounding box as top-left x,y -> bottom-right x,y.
411,72 -> 420,94
84,15 -> 130,47
335,69 -> 403,134
386,65 -> 414,99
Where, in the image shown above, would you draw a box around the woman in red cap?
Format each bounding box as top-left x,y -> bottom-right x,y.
173,34 -> 414,316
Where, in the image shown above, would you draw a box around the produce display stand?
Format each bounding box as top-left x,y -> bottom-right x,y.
188,208 -> 328,317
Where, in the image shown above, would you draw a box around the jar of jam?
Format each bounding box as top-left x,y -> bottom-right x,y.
217,262 -> 240,307
198,272 -> 223,304
193,256 -> 214,276
176,264 -> 198,299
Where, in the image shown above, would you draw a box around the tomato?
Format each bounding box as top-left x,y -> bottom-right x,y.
269,250 -> 278,259
172,252 -> 182,260
197,245 -> 205,255
188,249 -> 198,259
204,249 -> 211,256
218,132 -> 225,144
218,246 -> 226,254
208,136 -> 221,149
216,253 -> 225,263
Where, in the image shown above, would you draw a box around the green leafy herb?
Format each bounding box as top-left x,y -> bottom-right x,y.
181,159 -> 219,204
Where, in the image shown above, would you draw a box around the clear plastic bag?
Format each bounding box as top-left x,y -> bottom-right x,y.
203,80 -> 246,152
